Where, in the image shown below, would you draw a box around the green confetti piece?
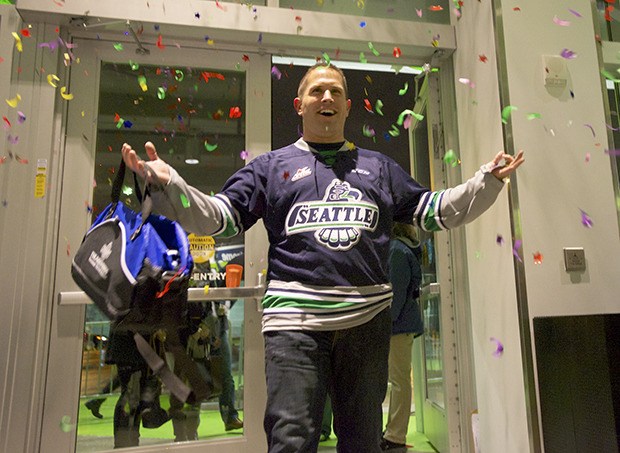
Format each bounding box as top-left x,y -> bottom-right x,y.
375,99 -> 384,116
388,124 -> 400,137
322,52 -> 331,65
174,69 -> 184,81
527,113 -> 542,120
204,141 -> 218,152
359,52 -> 367,64
121,185 -> 133,196
137,75 -> 148,92
501,105 -> 517,124
368,42 -> 380,56
398,82 -> 409,95
444,149 -> 459,167
180,193 -> 190,208
60,416 -> 74,433
157,87 -> 166,99
116,118 -> 124,129
129,60 -> 139,70
113,43 -> 124,51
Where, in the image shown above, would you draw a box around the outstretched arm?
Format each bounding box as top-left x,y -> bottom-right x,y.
413,150 -> 524,231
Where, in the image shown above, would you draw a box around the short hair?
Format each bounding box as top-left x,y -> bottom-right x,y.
297,63 -> 349,99
392,222 -> 419,243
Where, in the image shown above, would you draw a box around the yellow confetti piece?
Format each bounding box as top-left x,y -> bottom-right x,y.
47,74 -> 60,88
6,94 -> 21,108
60,87 -> 74,100
12,32 -> 23,52
203,286 -> 210,295
138,75 -> 148,92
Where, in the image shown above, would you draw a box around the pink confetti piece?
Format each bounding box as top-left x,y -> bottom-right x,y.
271,65 -> 282,80
17,111 -> 26,123
416,8 -> 422,17
512,239 -> 523,262
584,124 -> 595,137
580,209 -> 593,228
458,77 -> 475,88
552,16 -> 571,26
490,337 -> 504,357
585,152 -> 591,162
560,48 -> 576,59
240,150 -> 249,160
7,134 -> 18,145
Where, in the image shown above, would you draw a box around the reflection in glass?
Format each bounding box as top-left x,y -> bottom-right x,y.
423,294 -> 444,410
77,62 -> 246,451
278,0 -> 450,23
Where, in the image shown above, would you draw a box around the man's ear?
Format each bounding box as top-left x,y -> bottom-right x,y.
346,99 -> 352,116
294,97 -> 302,115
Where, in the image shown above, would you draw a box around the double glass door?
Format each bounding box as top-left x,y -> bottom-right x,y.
42,37 -> 270,453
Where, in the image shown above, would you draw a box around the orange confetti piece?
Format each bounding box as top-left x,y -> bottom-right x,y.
21,28 -> 32,38
393,47 -> 402,58
429,5 -> 444,11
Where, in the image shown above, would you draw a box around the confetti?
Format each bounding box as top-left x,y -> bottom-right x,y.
322,52 -> 331,65
496,234 -> 504,246
375,99 -> 384,116
204,140 -> 218,152
398,82 -> 409,95
60,86 -> 73,100
2,116 -> 11,129
526,113 -> 541,120
605,149 -> 620,156
416,8 -> 423,17
560,48 -> 576,59
360,21 -> 367,28
393,47 -> 402,58
479,54 -> 488,63
20,28 -> 32,38
429,5 -> 444,11
512,239 -> 522,262
359,52 -> 368,64
443,149 -> 459,167
368,42 -> 380,57
60,416 -> 75,433
137,75 -> 148,92
396,109 -> 423,126
156,34 -> 165,50
501,105 -> 517,124
215,0 -> 227,11
388,125 -> 400,137
533,251 -> 543,265
157,87 -> 166,99
6,94 -> 21,108
580,209 -> 593,228
271,66 -> 282,80
458,77 -> 475,88
490,337 -> 504,357
362,124 -> 375,137
7,134 -> 18,145
552,16 -> 570,26
229,106 -> 242,119
568,8 -> 582,17
363,99 -> 373,113
113,43 -> 124,51
12,32 -> 23,52
240,150 -> 249,160
180,193 -> 190,208
584,124 -> 595,137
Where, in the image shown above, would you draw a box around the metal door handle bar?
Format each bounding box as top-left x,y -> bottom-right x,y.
419,282 -> 440,302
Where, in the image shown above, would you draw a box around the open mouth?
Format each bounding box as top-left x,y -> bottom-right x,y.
319,110 -> 336,117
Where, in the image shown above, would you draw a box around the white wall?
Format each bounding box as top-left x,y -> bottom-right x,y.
455,0 -> 620,451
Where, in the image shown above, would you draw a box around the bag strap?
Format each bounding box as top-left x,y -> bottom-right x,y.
133,332 -> 191,403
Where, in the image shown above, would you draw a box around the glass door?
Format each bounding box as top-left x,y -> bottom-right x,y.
41,36 -> 270,453
409,71 -> 456,452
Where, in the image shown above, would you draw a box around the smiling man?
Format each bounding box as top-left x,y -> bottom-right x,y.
121,63 -> 524,453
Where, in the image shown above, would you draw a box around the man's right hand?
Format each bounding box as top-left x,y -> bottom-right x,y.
121,141 -> 171,185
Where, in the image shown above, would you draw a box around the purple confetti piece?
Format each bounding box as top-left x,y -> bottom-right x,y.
271,65 -> 282,80
258,33 -> 263,44
17,111 -> 26,123
7,134 -> 18,145
584,124 -> 595,137
605,149 -> 620,156
496,234 -> 504,246
580,209 -> 593,228
560,48 -> 576,59
490,337 -> 504,357
240,150 -> 248,160
606,123 -> 620,131
512,239 -> 523,263
568,8 -> 582,18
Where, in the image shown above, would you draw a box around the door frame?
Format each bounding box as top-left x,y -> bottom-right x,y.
40,36 -> 271,453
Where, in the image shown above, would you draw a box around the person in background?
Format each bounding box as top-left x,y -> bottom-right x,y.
120,62 -> 524,452
381,223 -> 424,452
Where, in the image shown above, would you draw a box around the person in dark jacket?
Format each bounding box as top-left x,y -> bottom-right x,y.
381,222 -> 424,453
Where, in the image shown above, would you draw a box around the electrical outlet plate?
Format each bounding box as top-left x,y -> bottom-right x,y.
563,247 -> 586,272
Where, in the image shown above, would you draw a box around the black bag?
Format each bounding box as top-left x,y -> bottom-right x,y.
72,160 -> 195,402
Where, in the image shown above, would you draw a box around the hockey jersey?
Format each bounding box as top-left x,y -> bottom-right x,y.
152,139 -> 505,331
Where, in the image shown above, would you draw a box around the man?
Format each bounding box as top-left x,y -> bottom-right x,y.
121,63 -> 524,453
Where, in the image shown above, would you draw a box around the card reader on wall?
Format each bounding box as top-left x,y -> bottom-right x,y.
543,55 -> 568,89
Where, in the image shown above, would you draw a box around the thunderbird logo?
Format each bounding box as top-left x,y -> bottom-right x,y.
285,179 -> 379,250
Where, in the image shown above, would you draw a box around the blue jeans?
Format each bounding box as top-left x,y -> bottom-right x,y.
263,308 -> 391,453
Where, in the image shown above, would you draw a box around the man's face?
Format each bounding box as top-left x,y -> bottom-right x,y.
294,67 -> 352,143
